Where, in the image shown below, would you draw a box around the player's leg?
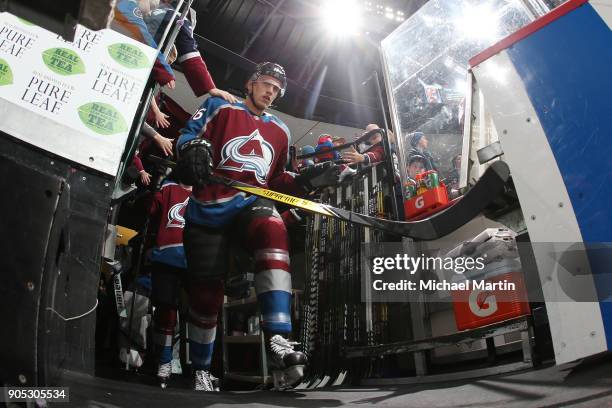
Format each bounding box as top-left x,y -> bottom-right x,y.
240,199 -> 307,388
150,262 -> 182,388
183,222 -> 227,391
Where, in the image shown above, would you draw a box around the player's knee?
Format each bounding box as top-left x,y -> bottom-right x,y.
153,305 -> 178,332
151,286 -> 179,309
249,216 -> 289,250
187,279 -> 224,323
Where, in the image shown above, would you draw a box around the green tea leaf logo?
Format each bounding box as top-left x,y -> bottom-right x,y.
42,48 -> 86,76
108,43 -> 150,69
17,17 -> 35,26
78,102 -> 128,135
0,58 -> 13,86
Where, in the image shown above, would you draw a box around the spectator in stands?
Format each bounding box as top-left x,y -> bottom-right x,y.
314,134 -> 340,163
407,154 -> 427,183
408,131 -> 437,171
341,123 -> 385,166
145,0 -> 236,101
298,145 -> 315,170
112,0 -> 176,88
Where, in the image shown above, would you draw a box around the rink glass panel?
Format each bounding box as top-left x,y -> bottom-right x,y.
380,0 -> 536,194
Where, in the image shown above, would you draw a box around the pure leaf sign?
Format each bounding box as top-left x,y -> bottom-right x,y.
78,102 -> 128,135
42,47 -> 86,76
0,58 -> 13,86
108,43 -> 149,69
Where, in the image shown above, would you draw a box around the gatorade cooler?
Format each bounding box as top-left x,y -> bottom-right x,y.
404,185 -> 448,219
448,230 -> 531,331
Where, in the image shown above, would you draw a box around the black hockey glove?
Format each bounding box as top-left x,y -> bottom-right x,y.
176,139 -> 214,187
295,161 -> 340,192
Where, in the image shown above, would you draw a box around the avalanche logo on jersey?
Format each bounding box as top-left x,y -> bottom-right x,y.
166,197 -> 189,228
218,129 -> 275,184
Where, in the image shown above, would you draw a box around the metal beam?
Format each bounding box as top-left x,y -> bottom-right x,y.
240,0 -> 286,57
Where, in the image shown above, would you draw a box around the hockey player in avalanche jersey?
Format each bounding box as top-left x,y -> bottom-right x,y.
145,175 -> 192,388
175,62 -> 338,391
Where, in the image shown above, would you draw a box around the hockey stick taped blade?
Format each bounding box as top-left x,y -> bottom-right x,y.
234,186 -> 336,217
212,176 -> 436,239
206,160 -> 510,240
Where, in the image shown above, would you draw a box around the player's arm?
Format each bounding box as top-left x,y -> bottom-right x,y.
362,144 -> 385,165
175,97 -> 228,186
176,97 -> 218,148
113,1 -> 174,86
147,189 -> 163,217
174,18 -> 216,96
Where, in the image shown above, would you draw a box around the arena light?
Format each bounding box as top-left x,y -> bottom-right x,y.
321,0 -> 363,37
454,4 -> 500,41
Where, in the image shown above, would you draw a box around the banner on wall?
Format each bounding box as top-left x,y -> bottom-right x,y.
0,12 -> 157,175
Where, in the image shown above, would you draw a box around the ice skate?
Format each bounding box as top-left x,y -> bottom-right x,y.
267,334 -> 307,390
194,370 -> 219,392
157,362 -> 172,389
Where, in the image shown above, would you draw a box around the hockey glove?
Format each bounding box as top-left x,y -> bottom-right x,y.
295,161 -> 340,192
176,139 -> 214,187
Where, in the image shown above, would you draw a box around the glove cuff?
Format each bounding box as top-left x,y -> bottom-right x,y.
178,138 -> 212,156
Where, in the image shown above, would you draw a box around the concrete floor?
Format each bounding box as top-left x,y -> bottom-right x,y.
60,355 -> 612,408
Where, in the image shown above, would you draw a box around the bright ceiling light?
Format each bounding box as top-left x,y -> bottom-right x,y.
321,0 -> 362,37
454,4 -> 500,41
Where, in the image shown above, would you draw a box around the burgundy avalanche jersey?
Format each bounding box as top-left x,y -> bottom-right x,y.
148,180 -> 192,268
177,97 -> 299,227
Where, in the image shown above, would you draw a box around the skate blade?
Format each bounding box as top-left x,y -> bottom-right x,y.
284,365 -> 305,386
272,370 -> 288,391
271,365 -> 305,391
158,377 -> 169,389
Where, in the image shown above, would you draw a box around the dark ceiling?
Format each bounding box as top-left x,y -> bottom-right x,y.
192,0 -> 428,129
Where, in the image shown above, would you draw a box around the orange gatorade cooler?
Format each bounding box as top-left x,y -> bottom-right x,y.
404,185 -> 448,219
448,230 -> 531,331
404,170 -> 449,219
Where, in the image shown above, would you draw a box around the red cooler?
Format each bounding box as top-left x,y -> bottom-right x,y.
451,257 -> 530,331
404,185 -> 449,219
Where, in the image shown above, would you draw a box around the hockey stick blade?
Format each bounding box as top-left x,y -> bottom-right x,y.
209,161 -> 510,240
